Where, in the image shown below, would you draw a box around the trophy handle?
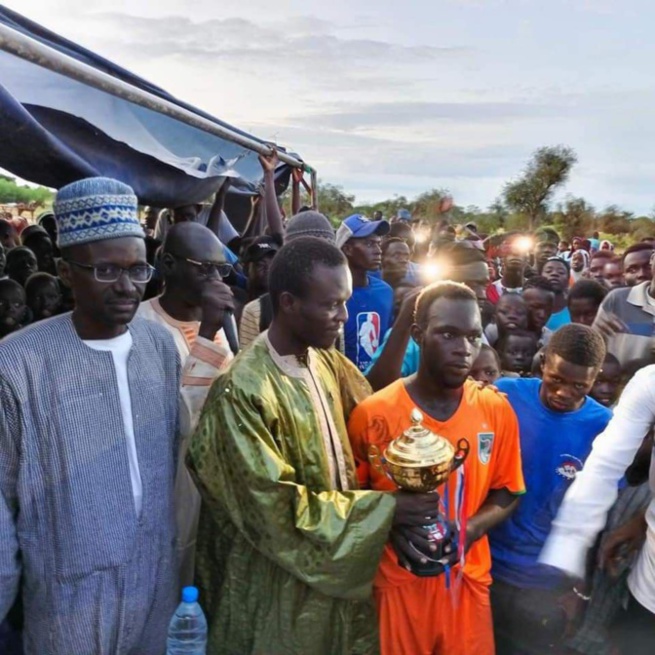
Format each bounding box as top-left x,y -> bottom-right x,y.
451,438 -> 470,472
368,445 -> 385,473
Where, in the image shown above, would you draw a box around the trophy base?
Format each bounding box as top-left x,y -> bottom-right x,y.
402,517 -> 459,578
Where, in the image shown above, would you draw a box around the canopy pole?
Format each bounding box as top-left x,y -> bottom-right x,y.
0,22 -> 312,172
310,169 -> 319,210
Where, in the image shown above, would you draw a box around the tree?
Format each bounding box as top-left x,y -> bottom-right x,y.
411,189 -> 452,222
354,195 -> 410,219
0,176 -> 53,205
503,146 -> 577,230
597,205 -> 632,236
551,197 -> 595,241
629,216 -> 655,242
314,182 -> 355,226
279,179 -> 355,226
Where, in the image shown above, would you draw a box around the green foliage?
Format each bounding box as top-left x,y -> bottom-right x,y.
314,183 -> 355,226
355,188 -> 453,225
0,176 -> 53,205
596,205 -> 633,235
278,144 -> 653,247
280,179 -> 354,227
503,146 -> 577,229
551,197 -> 595,241
355,195 -> 410,220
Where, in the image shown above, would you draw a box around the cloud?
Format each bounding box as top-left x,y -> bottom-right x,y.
93,12 -> 467,62
284,100 -> 568,131
21,2 -> 655,213
245,121 -> 528,181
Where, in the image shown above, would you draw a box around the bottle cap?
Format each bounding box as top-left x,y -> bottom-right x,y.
182,586 -> 199,603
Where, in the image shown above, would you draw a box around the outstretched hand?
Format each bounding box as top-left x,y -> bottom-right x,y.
259,150 -> 280,174
599,511 -> 647,578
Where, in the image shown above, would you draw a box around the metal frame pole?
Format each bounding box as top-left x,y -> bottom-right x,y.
310,169 -> 319,210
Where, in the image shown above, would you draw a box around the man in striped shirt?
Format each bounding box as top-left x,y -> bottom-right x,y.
137,221 -> 235,585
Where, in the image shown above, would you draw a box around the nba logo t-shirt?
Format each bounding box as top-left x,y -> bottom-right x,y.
344,275 -> 394,371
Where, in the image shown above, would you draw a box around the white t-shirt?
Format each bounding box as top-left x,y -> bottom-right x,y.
83,331 -> 143,517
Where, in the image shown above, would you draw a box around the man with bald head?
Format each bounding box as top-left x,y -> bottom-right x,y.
137,221 -> 235,584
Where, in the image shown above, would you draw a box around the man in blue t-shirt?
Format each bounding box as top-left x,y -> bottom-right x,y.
336,214 -> 393,371
489,324 -> 612,655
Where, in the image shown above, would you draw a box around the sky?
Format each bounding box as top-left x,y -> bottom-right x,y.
5,0 -> 655,213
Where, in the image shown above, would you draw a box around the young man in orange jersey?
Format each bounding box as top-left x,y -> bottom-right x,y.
348,281 -> 525,655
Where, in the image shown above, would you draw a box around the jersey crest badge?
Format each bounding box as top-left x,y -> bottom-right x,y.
478,432 -> 494,464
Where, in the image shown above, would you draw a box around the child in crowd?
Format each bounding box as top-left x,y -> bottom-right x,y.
485,292 -> 528,345
25,272 -> 63,322
0,278 -> 30,338
568,279 -> 607,327
496,329 -> 539,378
589,353 -> 622,408
470,343 -> 502,386
522,276 -> 555,346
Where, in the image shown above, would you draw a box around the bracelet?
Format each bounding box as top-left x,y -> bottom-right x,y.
573,586 -> 591,602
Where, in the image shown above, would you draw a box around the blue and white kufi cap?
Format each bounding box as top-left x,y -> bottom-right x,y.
54,177 -> 144,249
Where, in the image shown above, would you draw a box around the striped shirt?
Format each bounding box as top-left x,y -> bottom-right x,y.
594,282 -> 655,373
136,296 -> 233,585
239,298 -> 262,349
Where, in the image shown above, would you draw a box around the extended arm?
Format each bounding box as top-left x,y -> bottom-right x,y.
541,366 -> 655,577
259,152 -> 285,239
466,488 -> 520,549
366,288 -> 421,391
291,167 -> 303,216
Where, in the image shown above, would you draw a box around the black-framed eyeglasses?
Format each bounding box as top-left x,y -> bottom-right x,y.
168,253 -> 233,279
67,260 -> 155,283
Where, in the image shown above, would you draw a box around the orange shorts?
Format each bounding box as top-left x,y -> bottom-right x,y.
375,574 -> 495,655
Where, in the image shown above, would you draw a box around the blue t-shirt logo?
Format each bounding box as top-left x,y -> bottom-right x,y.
344,275 -> 394,371
555,454 -> 583,481
356,311 -> 382,368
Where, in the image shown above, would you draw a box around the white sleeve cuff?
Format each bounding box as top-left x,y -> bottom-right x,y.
539,533 -> 588,579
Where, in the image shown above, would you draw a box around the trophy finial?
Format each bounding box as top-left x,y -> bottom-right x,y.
410,408 -> 423,426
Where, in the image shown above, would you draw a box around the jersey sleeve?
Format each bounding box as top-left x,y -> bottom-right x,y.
347,401 -> 374,490
489,394 -> 526,495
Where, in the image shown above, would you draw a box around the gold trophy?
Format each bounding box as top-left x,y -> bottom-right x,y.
369,408 -> 469,576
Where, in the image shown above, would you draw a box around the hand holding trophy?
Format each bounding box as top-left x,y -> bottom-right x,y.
370,408 -> 469,576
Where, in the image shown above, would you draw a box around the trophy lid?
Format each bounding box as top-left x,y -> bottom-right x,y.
385,408 -> 456,468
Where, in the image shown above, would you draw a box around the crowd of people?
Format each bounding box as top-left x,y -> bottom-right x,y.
0,164 -> 654,655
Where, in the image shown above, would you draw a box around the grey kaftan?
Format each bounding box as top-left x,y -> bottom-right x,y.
0,314 -> 180,654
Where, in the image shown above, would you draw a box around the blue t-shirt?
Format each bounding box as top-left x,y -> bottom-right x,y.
345,275 -> 394,371
489,377 -> 612,589
545,306 -> 571,331
364,328 -> 420,377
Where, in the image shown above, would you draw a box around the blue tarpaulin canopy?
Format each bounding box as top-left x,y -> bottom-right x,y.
0,6 -> 310,211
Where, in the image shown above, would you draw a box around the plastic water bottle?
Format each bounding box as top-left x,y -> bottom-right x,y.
166,586 -> 208,655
